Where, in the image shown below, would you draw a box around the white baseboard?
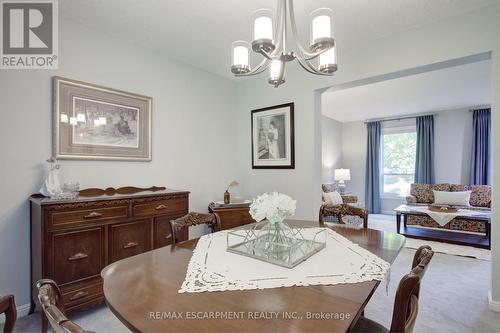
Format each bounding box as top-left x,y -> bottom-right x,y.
381,210 -> 397,216
0,303 -> 30,324
489,291 -> 500,313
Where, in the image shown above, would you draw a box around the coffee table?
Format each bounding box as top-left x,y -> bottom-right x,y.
394,204 -> 491,249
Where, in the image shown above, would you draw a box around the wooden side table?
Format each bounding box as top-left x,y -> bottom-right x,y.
208,202 -> 255,230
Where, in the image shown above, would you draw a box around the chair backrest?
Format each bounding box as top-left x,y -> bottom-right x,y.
170,212 -> 221,244
36,279 -> 94,333
0,295 -> 16,333
390,245 -> 434,333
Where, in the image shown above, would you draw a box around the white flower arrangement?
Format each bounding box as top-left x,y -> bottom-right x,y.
249,192 -> 297,224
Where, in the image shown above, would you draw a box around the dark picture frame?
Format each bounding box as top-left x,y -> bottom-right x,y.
251,102 -> 295,169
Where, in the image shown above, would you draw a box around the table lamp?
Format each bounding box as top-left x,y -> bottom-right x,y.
334,168 -> 351,194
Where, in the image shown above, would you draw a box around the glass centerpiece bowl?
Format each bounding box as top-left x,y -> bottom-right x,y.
226,192 -> 326,268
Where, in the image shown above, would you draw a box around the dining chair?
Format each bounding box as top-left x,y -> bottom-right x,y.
0,294 -> 16,333
36,279 -> 94,333
170,212 -> 221,244
352,245 -> 434,333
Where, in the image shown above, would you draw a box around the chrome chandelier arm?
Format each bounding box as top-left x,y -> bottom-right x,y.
288,0 -> 320,59
270,0 -> 285,58
235,58 -> 271,77
296,56 -> 332,76
288,0 -> 334,61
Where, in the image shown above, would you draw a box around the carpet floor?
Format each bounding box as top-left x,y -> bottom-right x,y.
6,215 -> 500,333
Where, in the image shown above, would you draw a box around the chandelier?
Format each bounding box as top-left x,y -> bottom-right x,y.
230,0 -> 337,87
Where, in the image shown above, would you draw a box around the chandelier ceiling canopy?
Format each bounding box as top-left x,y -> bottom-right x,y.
230,0 -> 338,87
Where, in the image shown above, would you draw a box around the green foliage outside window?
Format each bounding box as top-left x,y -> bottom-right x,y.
383,131 -> 416,194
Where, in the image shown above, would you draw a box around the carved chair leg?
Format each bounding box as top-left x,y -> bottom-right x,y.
1,295 -> 16,333
41,311 -> 48,333
363,215 -> 368,229
319,209 -> 325,227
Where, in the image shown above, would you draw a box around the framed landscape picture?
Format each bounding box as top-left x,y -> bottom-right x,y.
251,103 -> 295,169
53,77 -> 152,161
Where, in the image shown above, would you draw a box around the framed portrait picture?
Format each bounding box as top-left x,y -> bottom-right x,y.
251,103 -> 295,169
53,77 -> 152,161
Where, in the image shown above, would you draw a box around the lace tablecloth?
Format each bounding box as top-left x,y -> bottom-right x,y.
179,227 -> 390,293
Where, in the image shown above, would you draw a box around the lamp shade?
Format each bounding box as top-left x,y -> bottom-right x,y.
334,168 -> 351,181
253,9 -> 274,41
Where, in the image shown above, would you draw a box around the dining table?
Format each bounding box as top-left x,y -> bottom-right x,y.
101,220 -> 405,332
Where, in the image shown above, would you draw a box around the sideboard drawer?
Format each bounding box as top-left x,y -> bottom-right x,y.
109,220 -> 151,263
132,197 -> 188,217
51,228 -> 104,285
50,205 -> 129,229
62,282 -> 102,309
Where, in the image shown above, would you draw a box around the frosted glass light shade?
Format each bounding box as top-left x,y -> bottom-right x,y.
269,60 -> 282,80
232,42 -> 249,67
99,117 -> 107,125
310,8 -> 334,52
60,114 -> 68,123
231,41 -> 251,74
311,8 -> 333,42
94,119 -> 101,126
318,47 -> 337,73
268,60 -> 285,86
253,9 -> 273,41
69,117 -> 77,125
76,113 -> 86,122
334,168 -> 351,181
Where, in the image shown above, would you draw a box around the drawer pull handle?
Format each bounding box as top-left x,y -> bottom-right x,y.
123,241 -> 139,249
68,253 -> 88,261
155,204 -> 167,210
83,212 -> 103,219
69,291 -> 88,301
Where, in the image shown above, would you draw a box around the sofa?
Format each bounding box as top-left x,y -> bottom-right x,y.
319,183 -> 368,228
405,183 -> 491,232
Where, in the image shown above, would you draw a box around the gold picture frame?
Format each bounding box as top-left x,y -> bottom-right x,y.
53,77 -> 152,161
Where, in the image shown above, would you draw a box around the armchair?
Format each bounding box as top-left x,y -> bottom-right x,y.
320,183 -> 368,228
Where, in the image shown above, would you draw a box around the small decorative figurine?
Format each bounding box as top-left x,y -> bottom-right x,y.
39,157 -> 63,198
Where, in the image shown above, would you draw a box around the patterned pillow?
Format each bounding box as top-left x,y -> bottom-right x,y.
450,184 -> 467,192
410,183 -> 450,203
450,184 -> 491,207
468,185 -> 491,207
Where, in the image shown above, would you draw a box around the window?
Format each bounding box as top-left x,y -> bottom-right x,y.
382,126 -> 416,196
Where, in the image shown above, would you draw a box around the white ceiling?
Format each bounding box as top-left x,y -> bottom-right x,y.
59,0 -> 500,78
321,60 -> 491,123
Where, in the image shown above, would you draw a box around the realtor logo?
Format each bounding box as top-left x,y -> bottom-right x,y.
1,0 -> 58,69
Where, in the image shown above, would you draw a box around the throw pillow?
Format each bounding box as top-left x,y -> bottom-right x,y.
322,192 -> 333,205
433,190 -> 471,206
327,191 -> 344,205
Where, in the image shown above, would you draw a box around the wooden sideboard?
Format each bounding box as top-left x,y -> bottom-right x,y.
208,202 -> 254,230
29,188 -> 189,314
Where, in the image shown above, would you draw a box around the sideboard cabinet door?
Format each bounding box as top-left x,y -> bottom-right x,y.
50,227 -> 104,285
109,219 -> 152,263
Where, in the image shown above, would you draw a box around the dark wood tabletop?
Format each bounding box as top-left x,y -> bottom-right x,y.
101,220 -> 405,333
